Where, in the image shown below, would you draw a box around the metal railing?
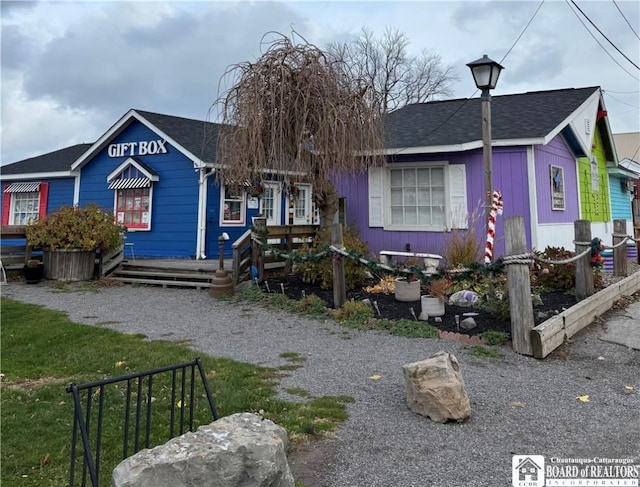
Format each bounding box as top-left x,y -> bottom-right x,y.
67,358 -> 218,486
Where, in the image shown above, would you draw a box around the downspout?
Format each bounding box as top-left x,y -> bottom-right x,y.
196,167 -> 215,259
526,145 -> 538,250
72,171 -> 81,205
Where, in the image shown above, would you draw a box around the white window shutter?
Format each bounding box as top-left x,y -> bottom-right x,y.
448,164 -> 468,229
368,167 -> 384,227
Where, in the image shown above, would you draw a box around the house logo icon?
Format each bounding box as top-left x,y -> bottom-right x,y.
512,455 -> 545,487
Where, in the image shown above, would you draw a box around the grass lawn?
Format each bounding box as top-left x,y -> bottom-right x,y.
1,298 -> 350,487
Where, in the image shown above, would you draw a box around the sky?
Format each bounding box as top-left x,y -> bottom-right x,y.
1,0 -> 639,165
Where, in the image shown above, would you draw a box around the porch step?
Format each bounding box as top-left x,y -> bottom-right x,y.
107,276 -> 212,290
108,262 -> 218,290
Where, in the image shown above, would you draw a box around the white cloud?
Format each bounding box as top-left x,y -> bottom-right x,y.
1,0 -> 638,164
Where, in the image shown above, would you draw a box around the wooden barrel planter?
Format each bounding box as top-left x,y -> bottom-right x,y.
43,250 -> 96,281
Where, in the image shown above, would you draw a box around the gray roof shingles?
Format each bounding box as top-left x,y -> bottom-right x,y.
2,87 -> 599,176
1,143 -> 92,175
384,86 -> 599,148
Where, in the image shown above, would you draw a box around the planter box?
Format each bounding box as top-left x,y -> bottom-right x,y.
23,263 -> 44,284
420,295 -> 445,318
394,278 -> 421,302
44,250 -> 95,281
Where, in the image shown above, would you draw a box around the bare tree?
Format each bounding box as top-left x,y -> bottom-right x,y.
213,32 -> 386,229
329,27 -> 459,113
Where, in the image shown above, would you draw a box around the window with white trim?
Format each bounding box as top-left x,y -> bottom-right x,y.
221,185 -> 245,225
2,182 -> 49,226
368,163 -> 467,231
390,166 -> 445,227
11,192 -> 40,225
115,187 -> 151,229
107,158 -> 158,231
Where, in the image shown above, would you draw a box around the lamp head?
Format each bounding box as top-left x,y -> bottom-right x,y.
467,54 -> 504,91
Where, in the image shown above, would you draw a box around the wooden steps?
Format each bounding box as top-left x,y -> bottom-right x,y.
107,262 -> 217,290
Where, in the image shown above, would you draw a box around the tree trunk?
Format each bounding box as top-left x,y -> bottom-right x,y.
314,178 -> 339,231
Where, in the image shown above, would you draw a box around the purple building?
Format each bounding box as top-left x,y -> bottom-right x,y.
334,87 -> 619,262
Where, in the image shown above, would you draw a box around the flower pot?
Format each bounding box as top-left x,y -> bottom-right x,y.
43,249 -> 95,281
421,295 -> 445,317
23,263 -> 44,284
394,278 -> 421,302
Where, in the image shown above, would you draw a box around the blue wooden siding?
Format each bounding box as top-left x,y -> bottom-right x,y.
609,175 -> 632,220
78,122 -> 200,258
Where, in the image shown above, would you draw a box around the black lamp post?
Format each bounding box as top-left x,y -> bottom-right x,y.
466,54 -> 504,235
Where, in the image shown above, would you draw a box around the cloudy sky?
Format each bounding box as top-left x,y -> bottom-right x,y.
1,0 -> 639,165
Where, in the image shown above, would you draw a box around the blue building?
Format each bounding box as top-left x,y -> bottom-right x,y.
1,110 -> 317,259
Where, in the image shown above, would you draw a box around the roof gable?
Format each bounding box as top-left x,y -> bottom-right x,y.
70,110 -> 225,171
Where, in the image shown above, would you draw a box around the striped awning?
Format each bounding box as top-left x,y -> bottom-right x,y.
3,182 -> 41,193
108,178 -> 151,190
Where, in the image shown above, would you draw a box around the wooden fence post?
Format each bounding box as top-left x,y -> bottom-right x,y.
331,223 -> 346,308
613,219 -> 627,277
575,220 -> 593,301
505,216 -> 534,356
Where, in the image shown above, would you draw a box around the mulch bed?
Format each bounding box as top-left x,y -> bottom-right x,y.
260,273 -> 578,339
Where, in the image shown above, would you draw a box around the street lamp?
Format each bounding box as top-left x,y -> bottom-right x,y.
466,54 -> 504,258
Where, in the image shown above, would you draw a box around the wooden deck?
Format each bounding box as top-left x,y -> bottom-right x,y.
120,258 -> 230,272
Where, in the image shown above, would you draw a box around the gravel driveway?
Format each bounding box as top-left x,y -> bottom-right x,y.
3,282 -> 639,487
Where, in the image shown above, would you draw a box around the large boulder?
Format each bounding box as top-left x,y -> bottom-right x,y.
112,412 -> 294,487
402,351 -> 471,423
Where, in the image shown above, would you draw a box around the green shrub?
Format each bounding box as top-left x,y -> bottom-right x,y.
26,204 -> 123,252
332,300 -> 374,327
295,294 -> 328,317
296,225 -> 371,290
531,247 -> 575,291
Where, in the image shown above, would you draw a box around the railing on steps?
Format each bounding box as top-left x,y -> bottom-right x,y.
232,228 -> 253,286
250,219 -> 319,282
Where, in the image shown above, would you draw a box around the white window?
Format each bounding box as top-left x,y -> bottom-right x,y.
11,192 -> 40,225
369,163 -> 467,231
292,183 -> 312,224
107,158 -> 158,231
390,166 -> 445,227
221,185 -> 245,225
2,182 -> 48,226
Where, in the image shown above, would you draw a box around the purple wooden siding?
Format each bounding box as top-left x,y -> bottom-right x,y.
334,147 -> 533,261
535,136 -> 580,223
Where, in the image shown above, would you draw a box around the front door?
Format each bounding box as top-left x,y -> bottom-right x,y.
292,183 -> 312,225
261,181 -> 282,226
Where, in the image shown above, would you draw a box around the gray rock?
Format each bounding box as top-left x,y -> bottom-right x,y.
112,412 -> 294,487
460,317 -> 477,330
402,351 -> 471,423
531,294 -> 543,306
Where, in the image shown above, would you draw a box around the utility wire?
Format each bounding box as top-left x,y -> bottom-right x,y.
565,0 -> 640,81
570,0 -> 640,71
612,0 -> 640,40
499,0 -> 545,64
603,90 -> 640,109
391,0 -> 545,156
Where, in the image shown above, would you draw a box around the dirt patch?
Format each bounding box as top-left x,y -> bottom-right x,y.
1,376 -> 66,391
261,273 -> 578,339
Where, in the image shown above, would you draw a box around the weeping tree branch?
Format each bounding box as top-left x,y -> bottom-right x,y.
212,32 -> 386,227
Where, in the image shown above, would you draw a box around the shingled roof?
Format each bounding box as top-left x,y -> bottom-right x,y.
384,86 -> 600,149
1,143 -> 93,175
133,110 -> 223,163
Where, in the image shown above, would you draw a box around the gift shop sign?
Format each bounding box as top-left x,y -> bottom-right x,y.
108,139 -> 168,157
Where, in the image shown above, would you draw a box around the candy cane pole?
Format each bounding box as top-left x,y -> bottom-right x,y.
484,190 -> 504,264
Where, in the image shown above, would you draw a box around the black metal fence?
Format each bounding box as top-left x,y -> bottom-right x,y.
67,358 -> 218,486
